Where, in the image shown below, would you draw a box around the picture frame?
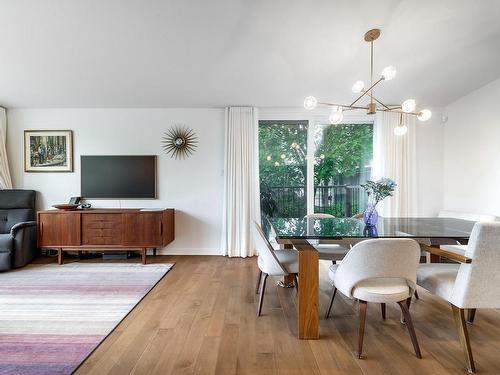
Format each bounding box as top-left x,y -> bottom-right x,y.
24,130 -> 74,172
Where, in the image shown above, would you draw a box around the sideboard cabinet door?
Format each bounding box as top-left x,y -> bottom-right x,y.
38,213 -> 81,247
123,213 -> 163,247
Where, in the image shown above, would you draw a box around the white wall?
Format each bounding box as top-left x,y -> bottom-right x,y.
443,77 -> 500,217
415,107 -> 445,216
6,108 -> 225,255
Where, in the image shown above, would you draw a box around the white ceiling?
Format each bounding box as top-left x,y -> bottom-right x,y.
0,0 -> 499,108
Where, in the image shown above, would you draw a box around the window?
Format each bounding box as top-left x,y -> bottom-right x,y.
314,122 -> 373,217
259,121 -> 308,218
259,120 -> 373,220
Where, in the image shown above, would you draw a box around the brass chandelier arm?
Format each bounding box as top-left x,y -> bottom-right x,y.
364,92 -> 390,110
318,102 -> 368,111
349,77 -> 384,107
381,108 -> 420,116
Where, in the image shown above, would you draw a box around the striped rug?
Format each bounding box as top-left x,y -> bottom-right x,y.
0,262 -> 173,374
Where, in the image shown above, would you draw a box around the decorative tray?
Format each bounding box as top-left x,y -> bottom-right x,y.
52,204 -> 80,211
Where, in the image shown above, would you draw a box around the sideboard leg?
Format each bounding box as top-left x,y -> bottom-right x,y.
57,249 -> 64,265
141,248 -> 147,265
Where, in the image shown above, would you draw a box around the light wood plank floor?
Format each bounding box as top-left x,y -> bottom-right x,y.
69,255 -> 500,374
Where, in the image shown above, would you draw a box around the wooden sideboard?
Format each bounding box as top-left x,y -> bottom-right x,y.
37,208 -> 175,264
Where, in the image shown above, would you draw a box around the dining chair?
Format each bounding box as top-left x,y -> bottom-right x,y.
417,222 -> 500,373
304,213 -> 351,262
253,221 -> 299,316
437,211 -> 500,257
325,238 -> 422,359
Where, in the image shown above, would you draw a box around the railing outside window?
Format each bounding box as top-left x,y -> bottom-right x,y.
266,185 -> 366,218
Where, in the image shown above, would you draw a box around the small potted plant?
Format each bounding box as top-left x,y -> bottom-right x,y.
360,178 -> 397,226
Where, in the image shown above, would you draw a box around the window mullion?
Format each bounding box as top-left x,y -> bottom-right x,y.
306,119 -> 315,214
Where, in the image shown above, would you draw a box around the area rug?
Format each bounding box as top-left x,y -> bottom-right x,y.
0,262 -> 174,375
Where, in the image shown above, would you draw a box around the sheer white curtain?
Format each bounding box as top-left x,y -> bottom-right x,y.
0,108 -> 13,189
221,107 -> 260,257
372,111 -> 417,216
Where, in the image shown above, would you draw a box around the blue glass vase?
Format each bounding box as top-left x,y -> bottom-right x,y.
363,203 -> 379,227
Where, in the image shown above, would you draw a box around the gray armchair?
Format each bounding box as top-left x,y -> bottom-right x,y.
0,190 -> 37,272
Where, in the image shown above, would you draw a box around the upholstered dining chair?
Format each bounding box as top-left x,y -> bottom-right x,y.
253,221 -> 299,317
325,238 -> 422,359
437,211 -> 500,257
304,213 -> 351,262
417,222 -> 500,373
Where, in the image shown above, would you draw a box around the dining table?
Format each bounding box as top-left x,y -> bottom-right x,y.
268,216 -> 476,340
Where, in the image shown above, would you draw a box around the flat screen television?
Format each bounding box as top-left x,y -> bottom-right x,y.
81,155 -> 157,199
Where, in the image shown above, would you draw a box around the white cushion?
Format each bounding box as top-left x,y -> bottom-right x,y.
352,278 -> 411,303
258,249 -> 298,275
440,244 -> 466,256
329,264 -> 411,303
315,244 -> 350,261
417,263 -> 459,301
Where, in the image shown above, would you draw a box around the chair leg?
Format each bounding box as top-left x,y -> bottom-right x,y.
255,270 -> 262,294
451,304 -> 475,373
358,300 -> 368,359
381,303 -> 386,320
401,296 -> 412,324
256,273 -> 268,317
293,274 -> 299,293
397,300 -> 422,358
414,289 -> 420,300
325,286 -> 337,319
467,309 -> 477,324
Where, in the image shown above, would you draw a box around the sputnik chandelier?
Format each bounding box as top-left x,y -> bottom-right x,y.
303,29 -> 432,135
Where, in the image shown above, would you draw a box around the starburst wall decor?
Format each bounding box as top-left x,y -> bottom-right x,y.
162,125 -> 198,159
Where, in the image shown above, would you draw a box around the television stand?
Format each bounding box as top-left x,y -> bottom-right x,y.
37,208 -> 175,265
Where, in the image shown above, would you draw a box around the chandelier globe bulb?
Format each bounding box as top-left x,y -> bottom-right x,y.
329,106 -> 344,125
303,96 -> 318,110
417,109 -> 432,121
351,80 -> 365,93
402,99 -> 416,113
381,66 -> 397,81
394,124 -> 408,136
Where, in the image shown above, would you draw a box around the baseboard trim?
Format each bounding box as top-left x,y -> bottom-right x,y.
154,248 -> 222,256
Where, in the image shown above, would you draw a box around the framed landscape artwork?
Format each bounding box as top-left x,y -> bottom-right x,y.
24,130 -> 73,172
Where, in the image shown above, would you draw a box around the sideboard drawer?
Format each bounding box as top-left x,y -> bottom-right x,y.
82,214 -> 122,226
82,214 -> 122,245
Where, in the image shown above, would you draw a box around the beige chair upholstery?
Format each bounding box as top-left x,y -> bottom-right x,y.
253,221 -> 299,316
417,222 -> 500,373
304,213 -> 350,261
437,211 -> 499,256
326,238 -> 422,359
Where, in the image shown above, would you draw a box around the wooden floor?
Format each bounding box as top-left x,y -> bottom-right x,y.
71,255 -> 500,374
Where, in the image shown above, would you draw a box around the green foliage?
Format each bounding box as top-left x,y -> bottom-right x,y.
361,178 -> 397,205
260,183 -> 278,217
314,124 -> 373,185
259,121 -> 307,187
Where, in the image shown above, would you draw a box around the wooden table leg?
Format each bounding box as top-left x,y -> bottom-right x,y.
57,248 -> 63,265
141,248 -> 147,265
293,240 -> 319,339
427,253 -> 440,263
283,274 -> 295,286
